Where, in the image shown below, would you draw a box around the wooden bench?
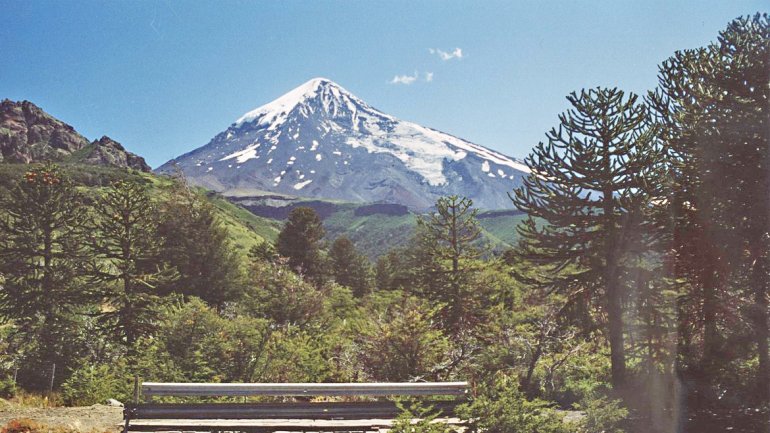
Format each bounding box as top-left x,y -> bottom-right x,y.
123,382 -> 469,432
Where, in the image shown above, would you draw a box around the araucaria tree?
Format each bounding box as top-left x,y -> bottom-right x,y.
0,164 -> 92,389
650,13 -> 770,406
416,195 -> 484,334
90,179 -> 176,351
329,236 -> 373,297
512,88 -> 660,389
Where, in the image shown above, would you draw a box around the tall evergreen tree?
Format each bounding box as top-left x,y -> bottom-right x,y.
416,195 -> 484,334
512,88 -> 660,389
0,163 -> 92,389
375,246 -> 414,292
276,207 -> 326,283
329,236 -> 373,297
90,179 -> 176,351
717,14 -> 770,404
158,178 -> 244,310
650,13 -> 770,410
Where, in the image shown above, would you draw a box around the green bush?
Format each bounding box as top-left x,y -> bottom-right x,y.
458,374 -> 569,433
0,377 -> 16,399
390,400 -> 458,433
60,364 -> 131,406
575,396 -> 628,433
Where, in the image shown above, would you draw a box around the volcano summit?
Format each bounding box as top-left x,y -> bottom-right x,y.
157,78 -> 528,210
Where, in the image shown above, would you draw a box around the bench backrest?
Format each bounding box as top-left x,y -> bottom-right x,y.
141,381 -> 469,400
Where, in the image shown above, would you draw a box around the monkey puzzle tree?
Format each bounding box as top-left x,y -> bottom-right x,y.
650,13 -> 770,405
90,179 -> 176,352
0,163 -> 93,389
276,207 -> 327,284
416,195 -> 485,334
512,88 -> 661,389
329,236 -> 373,297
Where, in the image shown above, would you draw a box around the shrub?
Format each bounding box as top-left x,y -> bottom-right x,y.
60,364 -> 131,406
458,374 -> 569,433
575,396 -> 628,433
390,401 -> 458,433
0,377 -> 16,399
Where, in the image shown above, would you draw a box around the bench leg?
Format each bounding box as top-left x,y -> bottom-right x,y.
122,407 -> 131,433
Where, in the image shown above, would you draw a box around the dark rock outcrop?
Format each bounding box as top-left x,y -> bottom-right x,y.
0,99 -> 150,172
0,99 -> 89,163
85,136 -> 151,172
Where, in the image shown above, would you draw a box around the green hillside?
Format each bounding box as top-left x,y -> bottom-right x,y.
224,193 -> 526,259
0,163 -> 279,256
0,163 -> 524,260
322,206 -> 418,259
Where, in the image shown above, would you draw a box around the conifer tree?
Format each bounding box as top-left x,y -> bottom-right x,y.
276,207 -> 326,283
90,179 -> 176,351
0,163 -> 92,389
512,88 -> 660,389
416,195 -> 484,334
158,178 -> 244,310
650,13 -> 770,406
329,236 -> 373,297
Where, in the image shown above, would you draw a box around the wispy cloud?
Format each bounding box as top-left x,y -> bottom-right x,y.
390,71 -> 419,85
389,71 -> 435,85
429,47 -> 463,61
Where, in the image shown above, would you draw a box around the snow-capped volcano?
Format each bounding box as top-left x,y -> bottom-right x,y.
157,78 -> 529,210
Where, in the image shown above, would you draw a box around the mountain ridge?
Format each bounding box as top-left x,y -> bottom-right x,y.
0,99 -> 151,172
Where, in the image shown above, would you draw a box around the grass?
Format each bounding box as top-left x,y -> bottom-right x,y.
61,143 -> 96,164
477,211 -> 528,248
204,192 -> 282,253
323,206 -> 418,259
4,391 -> 64,408
322,204 -> 527,259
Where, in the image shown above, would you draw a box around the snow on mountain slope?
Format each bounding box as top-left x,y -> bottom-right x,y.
157,78 -> 529,210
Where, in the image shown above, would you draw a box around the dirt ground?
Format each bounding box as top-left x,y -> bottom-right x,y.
0,400 -> 123,432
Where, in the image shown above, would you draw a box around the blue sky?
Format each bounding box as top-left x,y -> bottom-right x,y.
1,1 -> 765,168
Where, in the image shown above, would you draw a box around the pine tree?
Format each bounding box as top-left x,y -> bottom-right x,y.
329,236 -> 373,297
0,163 -> 93,389
157,178 -> 245,310
375,242 -> 423,292
90,179 -> 176,351
276,207 -> 326,283
416,195 -> 484,334
512,88 -> 660,389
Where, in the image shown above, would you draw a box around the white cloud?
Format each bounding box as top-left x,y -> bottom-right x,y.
390,71 -> 419,85
430,47 -> 463,61
389,71 -> 434,85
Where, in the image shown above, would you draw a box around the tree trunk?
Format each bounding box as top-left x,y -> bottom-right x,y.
607,273 -> 626,389
701,266 -> 719,374
750,246 -> 769,402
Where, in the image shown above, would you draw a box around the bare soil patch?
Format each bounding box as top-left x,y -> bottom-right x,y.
0,400 -> 122,432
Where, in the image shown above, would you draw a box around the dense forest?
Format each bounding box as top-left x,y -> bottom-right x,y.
0,14 -> 768,433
